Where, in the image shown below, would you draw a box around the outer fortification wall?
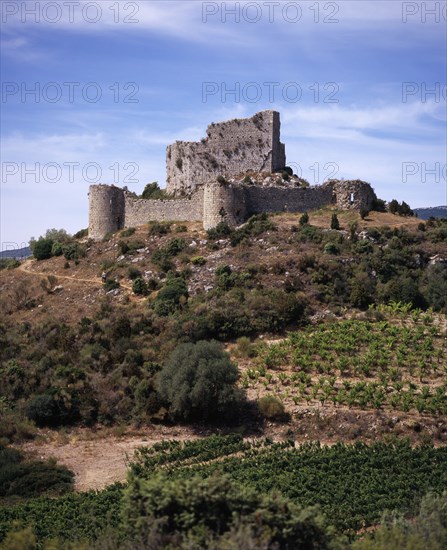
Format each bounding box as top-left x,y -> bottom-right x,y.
124,191 -> 204,227
244,185 -> 334,215
166,110 -> 286,195
89,179 -> 378,240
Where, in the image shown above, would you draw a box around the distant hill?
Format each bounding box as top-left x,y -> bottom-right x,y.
0,246 -> 31,259
413,206 -> 447,220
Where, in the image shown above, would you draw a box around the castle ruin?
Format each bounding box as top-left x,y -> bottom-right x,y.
89,110 -> 377,240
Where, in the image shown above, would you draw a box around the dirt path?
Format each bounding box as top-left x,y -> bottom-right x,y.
18,259 -> 133,291
20,426 -> 200,491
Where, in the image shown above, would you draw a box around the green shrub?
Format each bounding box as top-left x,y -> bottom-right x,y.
152,274 -> 188,316
330,213 -> 340,230
423,264 -> 447,312
104,279 -> 120,292
191,256 -> 206,266
0,259 -> 20,270
157,340 -> 243,421
231,214 -> 276,246
127,267 -> 142,280
24,394 -> 59,427
51,242 -> 63,257
118,240 -> 145,256
258,395 -> 285,420
299,212 -> 309,226
132,278 -> 148,296
149,221 -> 171,236
73,228 -> 88,239
324,242 -> 340,255
30,238 -> 53,261
353,491 -> 447,550
206,221 -> 232,240
122,474 -> 334,549
120,227 -> 136,238
141,182 -> 168,200
175,225 -> 187,233
62,242 -> 85,260
151,238 -> 186,271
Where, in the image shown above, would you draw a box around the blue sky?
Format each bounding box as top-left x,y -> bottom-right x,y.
1,0 -> 446,247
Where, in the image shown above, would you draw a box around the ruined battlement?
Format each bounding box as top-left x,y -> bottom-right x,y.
88,111 -> 378,239
166,110 -> 285,195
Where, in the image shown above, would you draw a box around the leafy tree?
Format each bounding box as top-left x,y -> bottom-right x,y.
399,201 -> 413,216
30,238 -> 53,261
379,274 -> 425,309
141,182 -> 165,199
24,394 -> 60,427
388,199 -> 399,214
350,271 -> 375,309
371,198 -> 387,212
43,228 -> 71,242
157,340 -> 243,421
330,213 -> 340,230
423,264 -> 447,312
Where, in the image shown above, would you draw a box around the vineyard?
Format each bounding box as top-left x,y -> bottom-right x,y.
2,435 -> 446,545
129,435 -> 447,531
240,306 -> 447,416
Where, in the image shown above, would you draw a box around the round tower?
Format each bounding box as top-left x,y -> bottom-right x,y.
88,185 -> 125,240
202,181 -> 242,230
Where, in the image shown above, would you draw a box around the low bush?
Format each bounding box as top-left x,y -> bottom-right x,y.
258,395 -> 286,420
132,278 -> 148,296
120,228 -> 136,238
148,221 -> 171,236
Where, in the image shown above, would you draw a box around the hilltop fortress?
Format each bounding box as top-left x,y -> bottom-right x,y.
88,110 -> 377,240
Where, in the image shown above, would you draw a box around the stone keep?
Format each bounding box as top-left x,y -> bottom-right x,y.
166,110 -> 286,195
88,110 -> 378,239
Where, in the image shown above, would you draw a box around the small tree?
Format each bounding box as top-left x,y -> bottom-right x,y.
330,213 -> 340,230
157,340 -> 243,421
399,201 -> 413,216
299,212 -> 309,226
30,238 -> 53,260
388,199 -> 399,214
141,182 -> 164,199
359,208 -> 369,220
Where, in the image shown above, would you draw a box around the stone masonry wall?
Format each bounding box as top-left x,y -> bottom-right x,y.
166,110 -> 286,195
244,185 -> 334,216
89,185 -> 125,240
124,190 -> 204,228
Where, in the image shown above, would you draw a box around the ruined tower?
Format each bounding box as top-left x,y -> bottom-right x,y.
166,110 -> 286,195
88,185 -> 125,240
